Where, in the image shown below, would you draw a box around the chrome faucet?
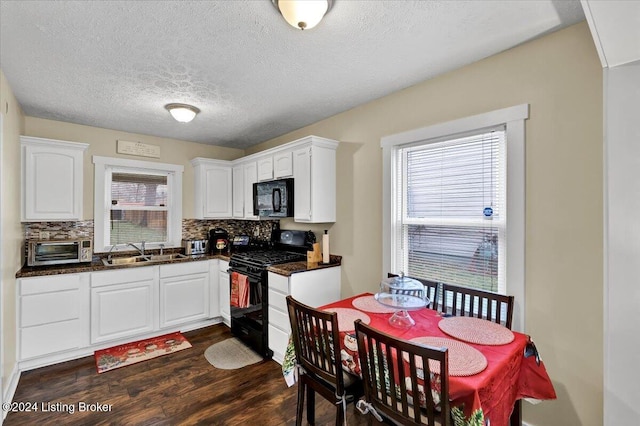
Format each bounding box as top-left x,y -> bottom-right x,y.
107,244 -> 118,261
127,241 -> 145,256
159,243 -> 165,255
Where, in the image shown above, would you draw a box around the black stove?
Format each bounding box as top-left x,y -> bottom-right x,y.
227,230 -> 314,358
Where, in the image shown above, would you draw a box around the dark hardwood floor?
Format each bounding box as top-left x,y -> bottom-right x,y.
4,324 -> 375,425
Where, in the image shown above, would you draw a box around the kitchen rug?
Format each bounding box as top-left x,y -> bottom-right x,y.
204,337 -> 263,370
94,331 -> 191,374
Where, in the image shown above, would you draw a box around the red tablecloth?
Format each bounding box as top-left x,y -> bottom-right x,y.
319,293 -> 556,426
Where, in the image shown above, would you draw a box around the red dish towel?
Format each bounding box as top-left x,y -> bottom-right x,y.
231,272 -> 250,308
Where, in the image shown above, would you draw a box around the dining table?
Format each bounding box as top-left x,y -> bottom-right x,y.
282,292 -> 556,426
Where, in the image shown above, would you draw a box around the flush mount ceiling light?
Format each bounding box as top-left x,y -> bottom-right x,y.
272,0 -> 333,30
165,103 -> 200,123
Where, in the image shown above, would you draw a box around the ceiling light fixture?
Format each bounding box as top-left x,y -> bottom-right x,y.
272,0 -> 332,30
165,103 -> 200,123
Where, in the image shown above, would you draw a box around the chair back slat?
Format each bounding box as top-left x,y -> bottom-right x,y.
355,319 -> 452,426
440,283 -> 515,329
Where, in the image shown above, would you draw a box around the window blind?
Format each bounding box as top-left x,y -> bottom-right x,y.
394,128 -> 506,294
109,170 -> 169,245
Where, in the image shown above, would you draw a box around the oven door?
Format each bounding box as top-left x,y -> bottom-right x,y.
228,268 -> 271,358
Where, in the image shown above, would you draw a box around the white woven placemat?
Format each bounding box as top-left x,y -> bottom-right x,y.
408,336 -> 487,377
438,316 -> 514,345
323,307 -> 371,331
352,295 -> 397,313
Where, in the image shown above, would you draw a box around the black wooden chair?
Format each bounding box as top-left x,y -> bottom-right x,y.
354,319 -> 452,425
388,273 -> 440,310
439,283 -> 515,329
286,295 -> 363,426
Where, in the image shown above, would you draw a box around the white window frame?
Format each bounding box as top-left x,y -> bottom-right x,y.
93,156 -> 183,253
381,104 -> 528,331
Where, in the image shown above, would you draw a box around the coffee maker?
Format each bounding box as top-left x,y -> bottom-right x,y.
209,228 -> 229,254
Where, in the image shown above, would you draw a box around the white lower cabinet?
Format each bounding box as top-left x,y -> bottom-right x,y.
267,267 -> 341,364
18,273 -> 90,360
90,267 -> 158,344
17,259 -> 227,370
219,260 -> 230,326
159,261 -> 210,328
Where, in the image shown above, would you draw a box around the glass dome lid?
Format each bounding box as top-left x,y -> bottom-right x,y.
376,273 -> 428,310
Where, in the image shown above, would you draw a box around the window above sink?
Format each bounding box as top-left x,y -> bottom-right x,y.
93,156 -> 184,253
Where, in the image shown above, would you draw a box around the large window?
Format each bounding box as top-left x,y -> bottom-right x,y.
93,156 -> 183,252
382,105 -> 528,330
398,129 -> 505,293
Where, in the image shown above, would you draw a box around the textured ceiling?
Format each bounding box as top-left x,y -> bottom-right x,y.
0,1 -> 585,149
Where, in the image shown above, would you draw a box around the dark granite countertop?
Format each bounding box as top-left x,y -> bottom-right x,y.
16,252 -> 231,278
267,254 -> 342,277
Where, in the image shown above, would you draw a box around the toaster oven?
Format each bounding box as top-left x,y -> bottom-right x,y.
27,239 -> 93,266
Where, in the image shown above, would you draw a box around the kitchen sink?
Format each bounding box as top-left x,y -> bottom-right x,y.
148,253 -> 189,262
102,253 -> 190,266
102,255 -> 150,266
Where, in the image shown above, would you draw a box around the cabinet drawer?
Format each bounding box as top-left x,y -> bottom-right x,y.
268,289 -> 287,312
268,306 -> 291,332
268,324 -> 290,363
21,289 -> 80,327
268,272 -> 289,294
160,260 -> 209,278
20,274 -> 81,295
20,319 -> 82,359
91,266 -> 155,287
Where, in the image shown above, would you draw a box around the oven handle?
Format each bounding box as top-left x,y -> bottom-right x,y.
228,268 -> 263,281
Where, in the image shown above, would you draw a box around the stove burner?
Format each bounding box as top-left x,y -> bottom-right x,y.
230,250 -> 306,267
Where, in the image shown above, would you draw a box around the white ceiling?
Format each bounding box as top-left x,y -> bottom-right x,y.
0,0 -> 586,149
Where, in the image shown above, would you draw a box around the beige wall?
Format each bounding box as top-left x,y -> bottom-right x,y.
23,117 -> 244,220
250,23 -> 603,426
1,69 -> 25,397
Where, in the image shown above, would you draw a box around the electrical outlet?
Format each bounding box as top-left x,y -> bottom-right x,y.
40,231 -> 50,240
254,227 -> 260,237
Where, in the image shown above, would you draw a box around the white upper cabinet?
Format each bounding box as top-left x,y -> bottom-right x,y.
21,136 -> 88,221
232,165 -> 244,218
191,158 -> 233,219
293,136 -> 338,223
192,135 -> 338,223
243,161 -> 258,220
273,151 -> 293,178
257,156 -> 274,181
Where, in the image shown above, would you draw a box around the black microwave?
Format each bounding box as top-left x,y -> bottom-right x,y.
253,178 -> 294,218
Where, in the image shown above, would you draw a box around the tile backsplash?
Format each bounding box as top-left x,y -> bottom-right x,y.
23,219 -> 279,243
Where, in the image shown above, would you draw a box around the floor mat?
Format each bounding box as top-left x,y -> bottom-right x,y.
94,331 -> 191,373
204,337 -> 263,370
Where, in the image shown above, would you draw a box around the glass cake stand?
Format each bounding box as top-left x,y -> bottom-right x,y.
375,274 -> 429,328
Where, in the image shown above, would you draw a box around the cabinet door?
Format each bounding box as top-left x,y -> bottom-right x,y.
203,165 -> 232,218
160,273 -> 209,328
244,162 -> 258,220
293,147 -> 312,222
257,156 -> 274,181
232,165 -> 244,218
219,261 -> 230,326
91,278 -> 156,344
22,141 -> 85,221
18,273 -> 90,360
273,151 -> 293,178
